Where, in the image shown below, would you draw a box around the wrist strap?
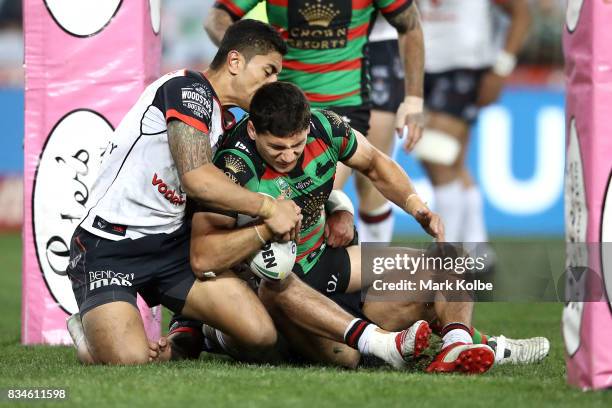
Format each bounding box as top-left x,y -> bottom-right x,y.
405,193 -> 426,215
258,196 -> 276,219
253,225 -> 266,245
401,96 -> 424,113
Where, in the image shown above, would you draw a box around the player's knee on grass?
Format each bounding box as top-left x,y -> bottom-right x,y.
76,343 -> 95,365
82,301 -> 151,365
87,339 -> 150,365
112,347 -> 151,365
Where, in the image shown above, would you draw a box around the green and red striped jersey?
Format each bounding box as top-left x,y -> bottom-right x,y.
214,0 -> 412,107
213,109 -> 358,274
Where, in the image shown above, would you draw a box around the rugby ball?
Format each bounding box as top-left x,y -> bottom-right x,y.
248,240 -> 297,282
236,213 -> 297,282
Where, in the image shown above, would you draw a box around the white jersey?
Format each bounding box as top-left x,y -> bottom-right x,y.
81,70 -> 224,241
420,0 -> 503,73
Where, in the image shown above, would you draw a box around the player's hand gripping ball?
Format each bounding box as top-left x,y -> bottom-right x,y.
237,212 -> 297,281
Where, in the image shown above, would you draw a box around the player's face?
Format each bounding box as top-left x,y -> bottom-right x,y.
250,125 -> 309,173
239,51 -> 283,107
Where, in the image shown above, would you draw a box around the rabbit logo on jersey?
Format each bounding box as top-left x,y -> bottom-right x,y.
181,83 -> 212,122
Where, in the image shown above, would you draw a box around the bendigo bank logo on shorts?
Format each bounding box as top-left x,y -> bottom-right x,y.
152,173 -> 185,206
89,270 -> 134,290
288,0 -> 350,50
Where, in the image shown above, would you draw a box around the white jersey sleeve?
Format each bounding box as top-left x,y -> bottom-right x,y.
80,70 -> 224,240
369,13 -> 399,42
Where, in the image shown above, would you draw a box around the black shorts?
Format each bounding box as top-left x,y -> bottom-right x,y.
369,39 -> 405,113
327,105 -> 371,136
424,68 -> 489,124
295,245 -> 352,295
66,225 -> 195,316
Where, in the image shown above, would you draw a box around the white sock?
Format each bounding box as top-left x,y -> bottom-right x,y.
442,329 -> 473,349
462,185 -> 488,243
433,180 -> 464,243
356,324 -> 377,355
354,325 -> 407,368
358,202 -> 395,243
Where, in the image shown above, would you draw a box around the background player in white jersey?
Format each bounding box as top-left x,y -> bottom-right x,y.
416,0 -> 530,244
66,20 -> 303,365
366,0 -> 530,243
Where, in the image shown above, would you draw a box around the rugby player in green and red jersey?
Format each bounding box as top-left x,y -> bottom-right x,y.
205,0 -> 426,244
166,82 -> 550,372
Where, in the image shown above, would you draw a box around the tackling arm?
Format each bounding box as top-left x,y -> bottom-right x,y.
168,120 -> 269,216
167,120 -> 301,240
190,211 -> 274,277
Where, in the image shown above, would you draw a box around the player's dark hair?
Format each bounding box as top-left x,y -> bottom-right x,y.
250,82 -> 311,137
210,19 -> 287,70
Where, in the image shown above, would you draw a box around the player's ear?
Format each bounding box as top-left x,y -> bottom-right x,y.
227,50 -> 243,75
247,120 -> 257,140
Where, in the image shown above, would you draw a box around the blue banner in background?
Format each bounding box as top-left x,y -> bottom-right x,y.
351,87 -> 565,236
0,88 -> 24,174
2,87 -> 564,235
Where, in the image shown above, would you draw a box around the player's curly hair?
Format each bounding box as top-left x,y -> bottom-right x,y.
250,82 -> 311,137
210,20 -> 287,70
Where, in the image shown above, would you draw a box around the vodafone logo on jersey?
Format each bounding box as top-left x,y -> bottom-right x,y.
44,0 -> 122,37
152,173 -> 186,206
33,109 -> 113,314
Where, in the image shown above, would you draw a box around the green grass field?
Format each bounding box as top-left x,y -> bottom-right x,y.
1,233 -> 610,407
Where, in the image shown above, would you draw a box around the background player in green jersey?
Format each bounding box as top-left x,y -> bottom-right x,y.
204,0 -> 426,244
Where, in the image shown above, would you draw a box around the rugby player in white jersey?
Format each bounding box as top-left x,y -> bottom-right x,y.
416,0 -> 530,245
364,0 -> 530,243
65,20 -> 303,365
